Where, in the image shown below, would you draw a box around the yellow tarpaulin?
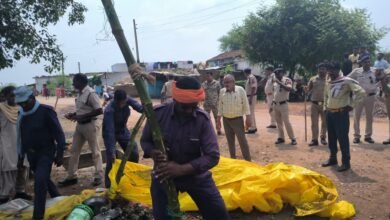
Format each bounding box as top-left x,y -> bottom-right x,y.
109,157 -> 355,219
0,157 -> 355,219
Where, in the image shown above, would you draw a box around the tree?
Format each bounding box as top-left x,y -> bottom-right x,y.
219,0 -> 388,78
218,25 -> 243,52
0,0 -> 87,73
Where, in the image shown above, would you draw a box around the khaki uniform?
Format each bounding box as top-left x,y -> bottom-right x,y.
348,67 -> 377,139
272,76 -> 295,140
161,80 -> 174,103
67,86 -> 104,180
307,75 -> 327,141
264,74 -> 276,126
348,54 -> 360,70
202,79 -> 221,124
245,74 -> 258,130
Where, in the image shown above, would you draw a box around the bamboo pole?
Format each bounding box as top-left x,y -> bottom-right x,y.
101,0 -> 180,218
115,113 -> 146,184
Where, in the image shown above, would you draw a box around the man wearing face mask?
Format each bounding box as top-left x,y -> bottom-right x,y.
140,75 -> 230,220
14,86 -> 65,220
102,89 -> 143,188
347,55 -> 377,144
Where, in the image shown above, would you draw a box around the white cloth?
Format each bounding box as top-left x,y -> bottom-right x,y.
0,111 -> 18,172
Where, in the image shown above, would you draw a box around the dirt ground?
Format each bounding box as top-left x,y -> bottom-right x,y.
35,97 -> 389,219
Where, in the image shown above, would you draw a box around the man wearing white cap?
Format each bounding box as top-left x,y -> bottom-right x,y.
14,86 -> 65,220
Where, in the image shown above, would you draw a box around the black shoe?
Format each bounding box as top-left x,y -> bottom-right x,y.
92,177 -> 102,187
320,138 -> 327,145
364,137 -> 375,144
353,138 -> 360,144
383,140 -> 390,145
321,159 -> 337,167
58,178 -> 78,187
275,138 -> 285,144
246,128 -> 257,134
291,139 -> 297,145
14,192 -> 32,201
308,140 -> 318,146
266,125 -> 277,128
337,164 -> 350,172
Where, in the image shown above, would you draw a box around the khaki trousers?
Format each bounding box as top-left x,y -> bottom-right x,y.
274,103 -> 295,140
310,103 -> 327,140
204,104 -> 219,127
222,117 -> 251,161
266,95 -> 276,125
67,121 -> 103,179
248,96 -> 257,130
353,95 -> 375,139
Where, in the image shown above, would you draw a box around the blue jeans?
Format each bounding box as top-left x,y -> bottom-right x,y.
105,138 -> 139,188
326,110 -> 351,165
151,175 -> 230,220
27,153 -> 60,220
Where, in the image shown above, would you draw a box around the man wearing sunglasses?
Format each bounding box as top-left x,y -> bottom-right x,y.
347,55 -> 377,144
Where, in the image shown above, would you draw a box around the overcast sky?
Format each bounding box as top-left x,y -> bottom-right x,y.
1,0 -> 389,85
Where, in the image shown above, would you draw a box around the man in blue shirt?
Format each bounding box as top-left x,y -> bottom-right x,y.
102,89 -> 143,188
14,86 -> 65,220
374,52 -> 389,71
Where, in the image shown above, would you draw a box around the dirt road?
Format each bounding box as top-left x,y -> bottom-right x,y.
40,97 -> 390,219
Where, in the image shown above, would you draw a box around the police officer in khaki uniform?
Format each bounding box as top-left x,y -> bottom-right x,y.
244,68 -> 258,133
271,68 -> 297,145
161,74 -> 174,104
305,63 -> 327,146
59,73 -> 104,187
202,71 -> 221,134
347,55 -> 377,144
263,66 -> 277,128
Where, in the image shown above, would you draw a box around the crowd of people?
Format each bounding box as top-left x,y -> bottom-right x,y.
0,49 -> 389,219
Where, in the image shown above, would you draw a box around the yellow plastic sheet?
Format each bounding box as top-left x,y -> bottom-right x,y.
0,189 -> 98,220
109,157 -> 355,219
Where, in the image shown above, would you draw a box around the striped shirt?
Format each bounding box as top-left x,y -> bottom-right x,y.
324,77 -> 365,109
218,86 -> 250,118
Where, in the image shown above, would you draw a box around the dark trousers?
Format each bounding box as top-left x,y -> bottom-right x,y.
105,138 -> 139,188
222,117 -> 251,161
27,153 -> 60,220
326,111 -> 351,165
150,176 -> 230,220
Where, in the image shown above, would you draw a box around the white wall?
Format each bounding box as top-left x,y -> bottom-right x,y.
236,59 -> 263,76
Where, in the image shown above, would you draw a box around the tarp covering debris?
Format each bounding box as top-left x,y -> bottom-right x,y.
108,157 -> 355,219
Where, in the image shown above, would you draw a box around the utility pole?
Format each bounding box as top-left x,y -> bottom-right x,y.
133,19 -> 140,63
78,62 -> 81,73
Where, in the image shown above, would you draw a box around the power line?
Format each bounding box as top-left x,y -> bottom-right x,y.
139,16 -> 246,38
138,0 -> 258,29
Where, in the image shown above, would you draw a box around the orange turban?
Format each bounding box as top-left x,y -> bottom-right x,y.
172,81 -> 205,103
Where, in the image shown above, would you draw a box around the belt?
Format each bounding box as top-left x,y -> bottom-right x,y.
312,101 -> 323,105
368,92 -> 376,96
223,116 -> 243,120
327,107 -> 347,113
78,118 -> 97,124
273,101 -> 287,105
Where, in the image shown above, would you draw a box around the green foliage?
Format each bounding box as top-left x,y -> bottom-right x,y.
218,25 -> 243,52
90,75 -> 102,86
46,75 -> 72,95
220,0 -> 388,78
220,64 -> 235,76
0,0 -> 87,73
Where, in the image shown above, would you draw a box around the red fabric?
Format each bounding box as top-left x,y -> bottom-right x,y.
172,81 -> 205,103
